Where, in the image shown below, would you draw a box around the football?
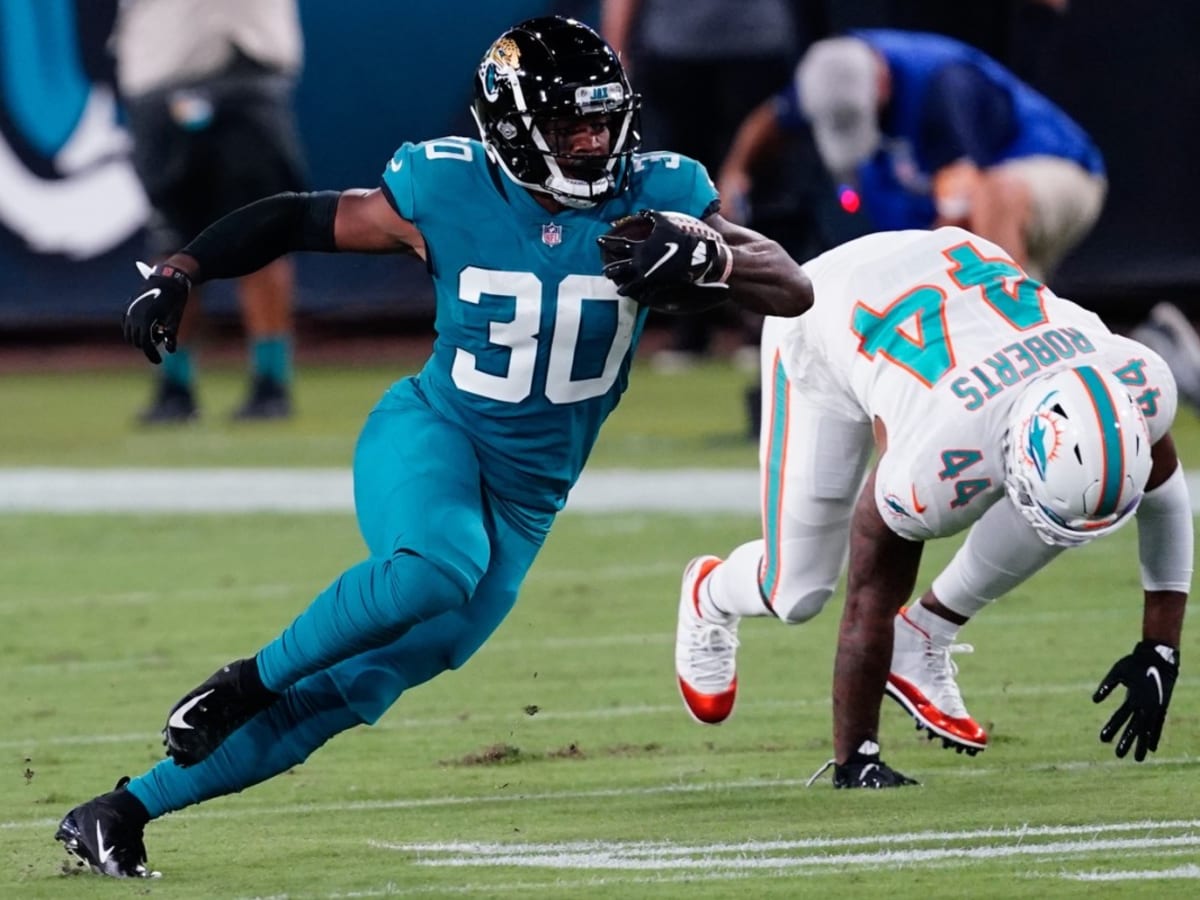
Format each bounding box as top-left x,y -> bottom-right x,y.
599,210 -> 731,315
601,211 -> 656,246
599,210 -> 724,256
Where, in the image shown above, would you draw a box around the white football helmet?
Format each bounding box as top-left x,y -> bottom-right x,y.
1003,365 -> 1152,547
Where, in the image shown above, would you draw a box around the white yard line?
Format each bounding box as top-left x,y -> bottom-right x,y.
1059,863 -> 1200,881
283,827 -> 1200,896
263,852 -> 1200,899
0,467 -> 761,514
5,772 -> 1199,833
392,818 -> 1200,853
261,856 -> 1200,898
3,467 -> 1200,514
391,836 -> 1200,870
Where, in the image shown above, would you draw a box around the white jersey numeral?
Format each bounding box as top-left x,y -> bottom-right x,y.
451,268 -> 637,404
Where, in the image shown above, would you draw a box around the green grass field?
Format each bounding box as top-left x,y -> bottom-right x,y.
0,356 -> 761,469
2,357 -> 1198,898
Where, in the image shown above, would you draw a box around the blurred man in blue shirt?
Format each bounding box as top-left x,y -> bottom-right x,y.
719,29 -> 1106,280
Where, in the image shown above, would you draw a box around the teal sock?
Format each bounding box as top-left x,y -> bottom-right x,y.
251,335 -> 292,385
161,348 -> 194,388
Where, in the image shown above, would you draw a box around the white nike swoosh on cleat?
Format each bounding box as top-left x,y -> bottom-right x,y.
96,821 -> 115,865
643,242 -> 678,278
167,689 -> 215,731
1148,667 -> 1163,704
125,288 -> 161,318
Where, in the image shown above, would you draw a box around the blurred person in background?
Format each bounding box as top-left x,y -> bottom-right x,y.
718,28 -> 1105,283
601,0 -> 808,374
719,22 -> 1200,414
54,16 -> 811,877
883,0 -> 1072,88
112,0 -> 307,422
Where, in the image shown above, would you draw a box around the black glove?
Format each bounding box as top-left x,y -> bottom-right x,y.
597,209 -> 732,300
122,262 -> 193,364
1093,639 -> 1179,761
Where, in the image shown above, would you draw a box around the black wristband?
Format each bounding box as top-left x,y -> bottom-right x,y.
181,191 -> 340,283
1135,639 -> 1179,668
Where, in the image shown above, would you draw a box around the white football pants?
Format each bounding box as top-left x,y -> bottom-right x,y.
708,316 -> 874,623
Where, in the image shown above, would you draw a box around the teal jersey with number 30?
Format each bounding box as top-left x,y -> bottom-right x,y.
380,137 -> 718,512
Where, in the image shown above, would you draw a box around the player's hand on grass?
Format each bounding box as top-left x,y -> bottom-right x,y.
1093,640 -> 1179,761
122,261 -> 193,364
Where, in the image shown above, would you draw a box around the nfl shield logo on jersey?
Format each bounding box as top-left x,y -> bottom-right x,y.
541,223 -> 563,247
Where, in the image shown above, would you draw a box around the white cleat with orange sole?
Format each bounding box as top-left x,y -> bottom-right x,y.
886,607 -> 988,754
675,555 -> 739,724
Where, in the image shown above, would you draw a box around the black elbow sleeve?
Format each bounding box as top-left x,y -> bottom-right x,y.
180,191 -> 341,283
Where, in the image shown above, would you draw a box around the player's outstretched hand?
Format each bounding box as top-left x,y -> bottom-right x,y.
122,262 -> 193,364
1093,640 -> 1179,761
597,209 -> 731,302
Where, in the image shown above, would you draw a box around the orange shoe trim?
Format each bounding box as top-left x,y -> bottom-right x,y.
886,674 -> 989,747
678,675 -> 738,725
690,556 -> 723,617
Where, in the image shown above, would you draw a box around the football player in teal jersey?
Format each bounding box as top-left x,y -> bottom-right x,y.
56,16 -> 812,877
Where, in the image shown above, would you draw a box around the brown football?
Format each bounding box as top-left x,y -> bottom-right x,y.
598,213 -> 655,264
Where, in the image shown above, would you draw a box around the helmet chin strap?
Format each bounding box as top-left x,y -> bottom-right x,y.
485,143 -> 609,208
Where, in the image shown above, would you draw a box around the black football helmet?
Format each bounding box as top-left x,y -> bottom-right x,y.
471,16 -> 641,208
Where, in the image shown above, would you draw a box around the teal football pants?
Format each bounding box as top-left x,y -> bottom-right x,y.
128,379 -> 547,817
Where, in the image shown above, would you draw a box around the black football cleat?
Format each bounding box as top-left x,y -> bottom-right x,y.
164,657 -> 279,767
806,740 -> 920,789
137,379 -> 198,425
55,777 -> 158,878
231,377 -> 292,421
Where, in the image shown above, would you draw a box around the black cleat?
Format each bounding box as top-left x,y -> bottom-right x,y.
137,379 -> 198,425
806,740 -> 920,789
231,377 -> 292,421
55,777 -> 158,878
163,657 -> 279,767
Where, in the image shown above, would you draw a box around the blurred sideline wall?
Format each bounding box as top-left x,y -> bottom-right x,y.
0,0 -> 557,330
1011,1 -> 1200,303
0,0 -> 1197,332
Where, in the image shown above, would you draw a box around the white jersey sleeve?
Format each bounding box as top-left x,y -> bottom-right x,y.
1099,334 -> 1178,443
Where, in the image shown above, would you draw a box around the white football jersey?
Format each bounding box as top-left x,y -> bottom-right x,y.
776,227 -> 1177,540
